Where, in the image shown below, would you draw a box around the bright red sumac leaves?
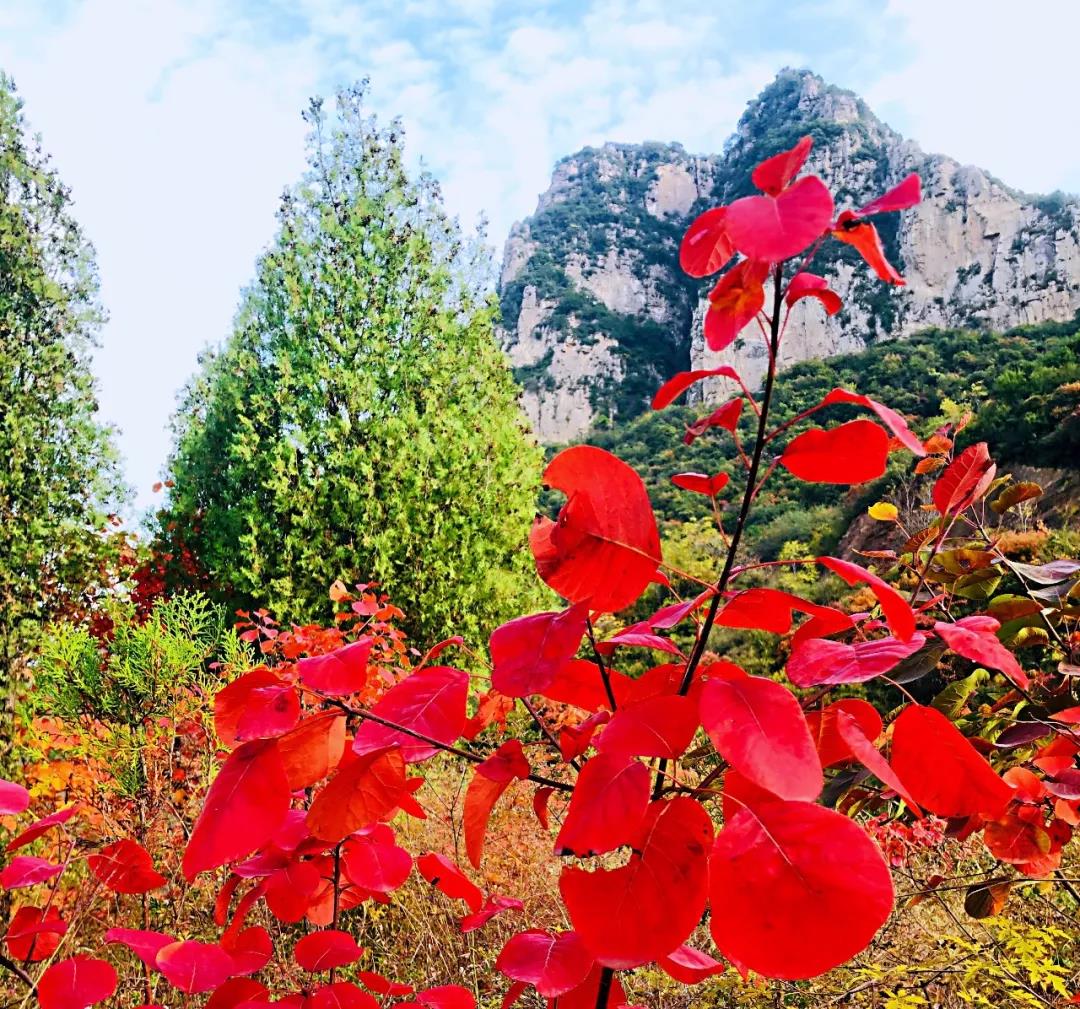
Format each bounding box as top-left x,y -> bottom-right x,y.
37,957 -> 116,1009
530,446 -> 661,613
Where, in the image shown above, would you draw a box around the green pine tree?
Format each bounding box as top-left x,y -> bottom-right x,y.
160,84 -> 543,646
0,72 -> 127,717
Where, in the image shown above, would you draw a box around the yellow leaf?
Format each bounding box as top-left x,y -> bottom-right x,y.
868,502 -> 899,521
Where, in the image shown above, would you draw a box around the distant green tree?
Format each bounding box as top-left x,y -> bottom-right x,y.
160,84 -> 543,645
0,73 -> 126,719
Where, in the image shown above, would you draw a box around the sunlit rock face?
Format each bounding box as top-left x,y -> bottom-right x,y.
498,68 -> 1080,441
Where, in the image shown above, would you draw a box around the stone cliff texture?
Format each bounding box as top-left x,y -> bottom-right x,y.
498,69 -> 1080,441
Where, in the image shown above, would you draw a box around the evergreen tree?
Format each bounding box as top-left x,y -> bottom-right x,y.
161,85 -> 543,645
0,73 -> 126,709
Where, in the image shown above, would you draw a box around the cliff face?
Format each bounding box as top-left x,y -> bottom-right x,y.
498,69 -> 1080,441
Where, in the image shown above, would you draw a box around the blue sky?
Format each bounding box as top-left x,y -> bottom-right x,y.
1,0 -> 1077,514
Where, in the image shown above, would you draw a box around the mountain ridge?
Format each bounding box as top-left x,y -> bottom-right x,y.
498,68 -> 1080,442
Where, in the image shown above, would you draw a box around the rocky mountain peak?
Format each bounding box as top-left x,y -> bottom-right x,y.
498,69 -> 1080,443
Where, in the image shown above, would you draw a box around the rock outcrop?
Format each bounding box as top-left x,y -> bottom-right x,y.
498,68 -> 1080,441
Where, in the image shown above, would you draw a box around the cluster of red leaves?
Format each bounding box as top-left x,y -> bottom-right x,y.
3,136 -> 1079,1009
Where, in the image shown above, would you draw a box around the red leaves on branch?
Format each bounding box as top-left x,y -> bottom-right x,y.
891,705 -> 1013,818
818,388 -> 927,456
294,931 -> 363,972
670,471 -> 729,496
307,748 -> 412,843
935,616 -> 1029,689
596,696 -> 698,760
0,856 -> 63,889
530,446 -> 661,613
787,633 -> 927,687
933,442 -> 996,516
818,556 -> 916,641
805,699 -> 883,768
657,945 -> 725,984
560,798 -> 712,968
182,739 -> 290,880
496,930 -> 594,997
710,801 -> 893,979
37,956 -> 117,1009
785,271 -> 841,315
678,207 -> 734,277
87,839 -> 166,894
703,259 -> 769,351
297,638 -> 373,696
5,906 -> 67,961
554,754 -> 650,857
464,741 -> 531,867
726,176 -> 834,263
156,940 -> 236,992
781,419 -> 890,484
0,777 -> 30,815
277,711 -> 347,790
699,666 -> 822,801
651,366 -> 742,409
6,805 -> 77,852
351,666 -> 468,762
682,397 -> 743,446
831,174 -> 921,284
752,134 -> 813,195
489,604 -> 587,697
103,927 -> 175,967
416,853 -> 483,913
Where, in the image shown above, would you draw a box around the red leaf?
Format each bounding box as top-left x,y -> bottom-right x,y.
490,605 -> 587,697
682,398 -> 743,446
0,856 -> 62,889
559,711 -> 610,763
858,173 -> 921,216
596,696 -> 699,760
221,926 -> 272,975
805,699 -> 883,768
820,388 -> 926,456
541,659 -> 629,712
235,684 -> 301,742
465,740 -> 531,868
416,852 -> 483,913
752,135 -> 813,195
725,176 -> 833,262
294,931 -> 363,972
342,829 -> 412,894
297,639 -> 373,697
710,801 -> 893,979
781,420 -> 890,484
703,260 -> 769,352
182,739 -> 290,880
460,895 -> 524,933
356,973 -> 414,997
307,748 -> 410,842
818,556 -> 916,642
0,778 -> 29,815
547,965 -> 625,1009
651,367 -> 741,410
933,443 -> 997,516
531,447 -> 661,613
352,666 -> 469,762
104,928 -> 176,968
37,957 -> 117,1009
935,617 -> 1029,689
699,668 -> 822,801
835,712 -> 922,815
306,982 -> 378,1009
832,213 -> 904,283
787,633 -> 927,687
205,978 -> 269,1009
416,986 -> 476,1009
785,271 -> 841,315
87,839 -> 166,894
678,207 -> 734,277
496,930 -> 594,998
5,805 -> 77,852
215,669 -> 287,748
671,471 -> 729,497
157,941 -> 236,993
594,622 -> 682,658
891,705 -> 1012,818
5,906 -> 66,961
560,798 -> 713,968
532,787 -> 553,830
277,712 -> 347,790
554,753 -> 650,857
716,588 -> 854,638
657,944 -> 725,984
